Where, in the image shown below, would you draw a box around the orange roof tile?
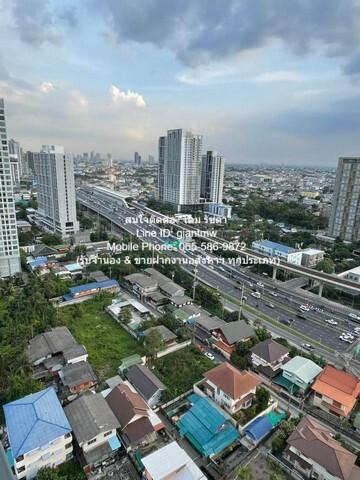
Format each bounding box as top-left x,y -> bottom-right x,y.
204,362 -> 261,400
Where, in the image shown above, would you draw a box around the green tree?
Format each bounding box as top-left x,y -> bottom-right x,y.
271,435 -> 285,453
119,307 -> 132,324
316,258 -> 334,274
255,387 -> 270,413
144,329 -> 165,359
235,465 -> 252,480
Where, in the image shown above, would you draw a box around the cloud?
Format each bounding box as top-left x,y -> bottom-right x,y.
39,81 -> 56,93
109,85 -> 146,108
252,71 -> 304,84
98,0 -> 360,69
69,90 -> 88,108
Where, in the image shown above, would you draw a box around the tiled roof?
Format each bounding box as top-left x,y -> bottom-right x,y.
250,339 -> 289,363
204,362 -> 261,400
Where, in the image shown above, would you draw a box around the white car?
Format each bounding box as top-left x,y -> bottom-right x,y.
204,352 -> 215,361
325,319 -> 338,325
270,291 -> 278,297
302,343 -> 314,350
339,336 -> 354,344
349,313 -> 360,321
300,305 -> 310,312
251,292 -> 261,299
257,282 -> 264,288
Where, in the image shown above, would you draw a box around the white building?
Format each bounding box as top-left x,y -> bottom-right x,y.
34,145 -> 79,237
0,99 -> 21,278
251,239 -> 303,265
301,248 -> 324,268
142,441 -> 206,480
4,387 -> 73,480
337,266 -> 360,285
201,151 -> 224,203
8,139 -> 21,186
158,129 -> 203,211
207,203 -> 232,219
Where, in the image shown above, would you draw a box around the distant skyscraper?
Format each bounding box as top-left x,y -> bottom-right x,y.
34,145 -> 79,237
201,151 -> 224,203
0,99 -> 21,277
148,154 -> 155,164
8,138 -> 21,186
134,151 -> 141,166
158,129 -> 203,211
328,157 -> 360,242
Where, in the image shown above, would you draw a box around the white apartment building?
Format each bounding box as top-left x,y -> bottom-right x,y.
0,99 -> 21,278
201,150 -> 224,203
158,129 -> 202,211
4,387 -> 73,480
251,239 -> 303,265
34,145 -> 79,237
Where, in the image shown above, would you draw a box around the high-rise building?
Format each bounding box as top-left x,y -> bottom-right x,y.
0,99 -> 21,277
328,157 -> 360,242
200,151 -> 224,203
34,145 -> 79,237
158,129 -> 203,211
8,138 -> 21,186
148,154 -> 155,164
134,151 -> 141,166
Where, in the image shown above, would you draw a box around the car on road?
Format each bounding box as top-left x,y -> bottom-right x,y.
349,313 -> 360,321
204,352 -> 215,361
251,292 -> 261,299
300,305 -> 310,312
269,291 -> 278,297
339,335 -> 354,344
266,303 -> 275,308
248,282 -> 254,288
256,282 -> 264,288
325,319 -> 338,325
280,319 -> 292,326
302,343 -> 314,351
296,313 -> 307,320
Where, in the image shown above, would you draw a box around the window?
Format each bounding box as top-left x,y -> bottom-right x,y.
87,438 -> 97,446
104,431 -> 113,437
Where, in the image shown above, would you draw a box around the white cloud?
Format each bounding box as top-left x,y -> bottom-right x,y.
252,71 -> 304,84
69,90 -> 88,107
110,85 -> 146,108
40,81 -> 55,93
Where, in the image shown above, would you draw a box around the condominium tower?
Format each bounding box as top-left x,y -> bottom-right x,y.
0,99 -> 21,277
200,151 -> 224,203
34,145 -> 79,237
328,157 -> 360,242
158,129 -> 203,211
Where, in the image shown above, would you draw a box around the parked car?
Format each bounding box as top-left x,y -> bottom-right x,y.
204,352 -> 215,361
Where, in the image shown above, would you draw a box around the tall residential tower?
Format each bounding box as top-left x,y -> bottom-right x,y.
158,129 -> 203,211
34,145 -> 79,237
200,151 -> 224,203
0,99 -> 21,277
328,157 -> 360,242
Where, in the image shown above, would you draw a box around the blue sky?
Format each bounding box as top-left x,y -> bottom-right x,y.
1,0 -> 360,165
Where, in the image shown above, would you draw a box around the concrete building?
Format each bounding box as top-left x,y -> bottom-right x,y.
3,387 -> 73,480
301,248 -> 325,267
250,339 -> 290,378
8,139 -> 21,186
158,129 -> 202,211
34,145 -> 79,237
201,151 -> 224,203
0,99 -> 21,277
134,151 -> 141,166
251,239 -> 303,265
337,266 -> 360,285
207,203 -> 232,219
328,157 -> 360,242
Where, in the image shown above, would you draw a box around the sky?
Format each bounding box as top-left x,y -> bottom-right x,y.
1,0 -> 360,166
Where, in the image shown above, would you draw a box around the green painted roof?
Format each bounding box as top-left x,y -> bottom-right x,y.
281,356 -> 322,384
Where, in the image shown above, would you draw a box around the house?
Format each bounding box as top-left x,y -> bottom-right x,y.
3,387 -> 73,480
26,327 -> 88,375
284,415 -> 360,480
143,325 -> 177,347
126,364 -> 166,407
202,362 -> 261,414
212,320 -> 255,358
273,356 -> 322,394
177,393 -> 239,457
64,393 -> 121,474
143,268 -> 185,298
311,366 -> 360,418
170,295 -> 193,308
63,279 -> 120,301
174,304 -> 201,324
250,339 -> 289,378
251,239 -> 303,265
59,361 -> 98,394
142,441 -> 206,480
105,384 -> 157,450
124,273 -> 158,296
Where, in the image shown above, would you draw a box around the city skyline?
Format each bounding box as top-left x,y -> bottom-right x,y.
1,1 -> 360,166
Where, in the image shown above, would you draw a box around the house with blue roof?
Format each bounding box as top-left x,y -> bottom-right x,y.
251,239 -> 303,265
63,279 -> 120,302
176,394 -> 239,457
3,387 -> 73,480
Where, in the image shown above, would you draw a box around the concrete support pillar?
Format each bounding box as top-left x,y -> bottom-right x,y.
318,283 -> 323,297
272,267 -> 277,280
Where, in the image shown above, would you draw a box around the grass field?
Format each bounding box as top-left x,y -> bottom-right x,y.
153,346 -> 214,400
59,293 -> 144,379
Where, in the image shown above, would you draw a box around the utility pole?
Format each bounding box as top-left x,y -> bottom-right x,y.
192,264 -> 198,301
238,283 -> 244,321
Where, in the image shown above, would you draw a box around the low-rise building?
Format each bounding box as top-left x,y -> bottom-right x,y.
4,387 -> 73,480
142,441 -> 206,480
273,356 -> 322,394
143,325 -> 177,347
202,362 -> 261,414
301,248 -> 324,268
211,320 -> 255,358
250,339 -> 290,378
63,279 -> 120,301
337,266 -> 360,285
59,361 -> 98,395
64,393 -> 120,474
251,239 -> 303,265
311,366 -> 360,418
126,364 -> 166,407
284,415 -> 360,480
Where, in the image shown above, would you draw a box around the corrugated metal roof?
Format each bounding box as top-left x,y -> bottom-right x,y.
69,279 -> 119,294
3,387 -> 71,458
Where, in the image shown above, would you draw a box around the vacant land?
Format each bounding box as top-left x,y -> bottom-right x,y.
153,347 -> 213,400
59,293 -> 143,379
